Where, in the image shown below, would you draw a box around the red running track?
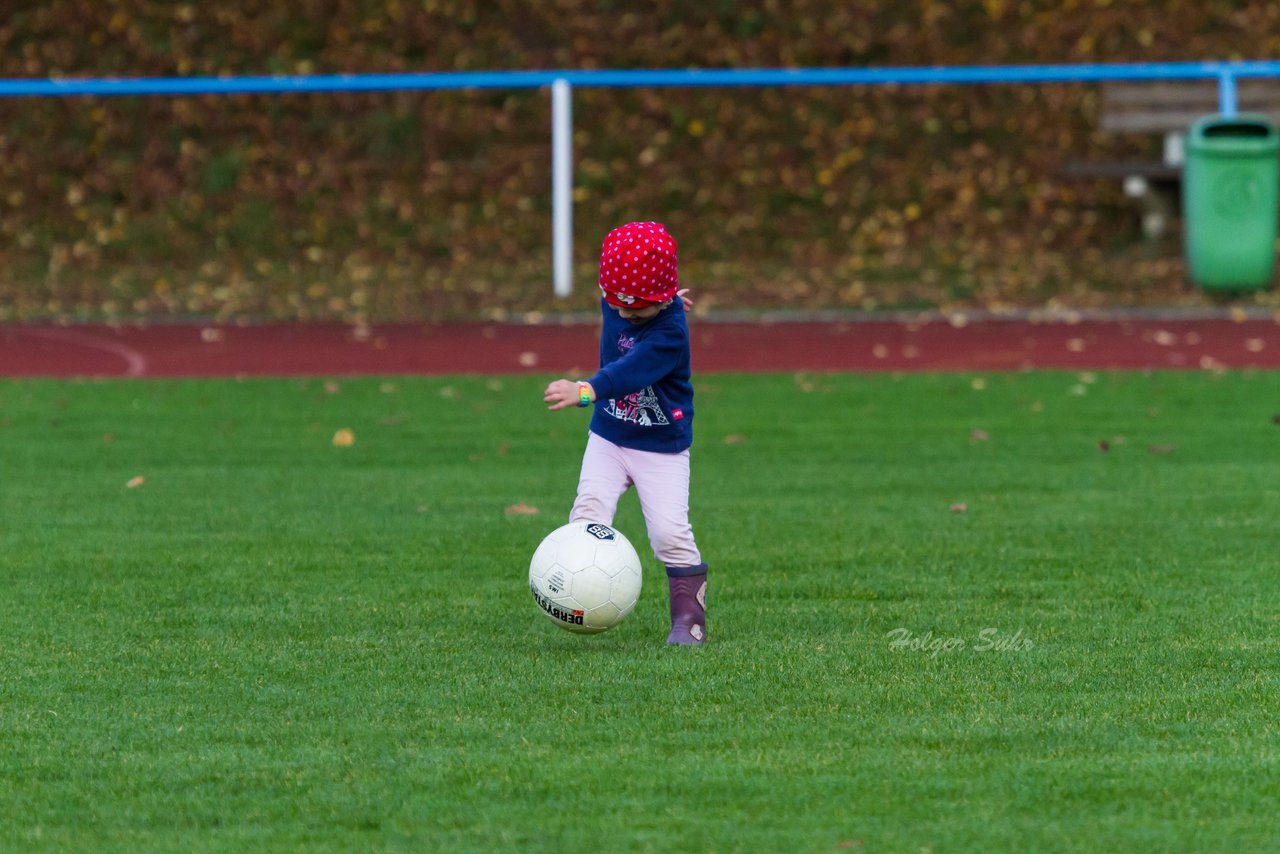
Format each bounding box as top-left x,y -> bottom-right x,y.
2,314 -> 1280,377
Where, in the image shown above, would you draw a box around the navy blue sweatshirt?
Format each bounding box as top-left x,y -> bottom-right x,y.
586,298 -> 694,453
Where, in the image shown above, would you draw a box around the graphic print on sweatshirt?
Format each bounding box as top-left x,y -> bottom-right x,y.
605,386 -> 670,427
606,333 -> 670,427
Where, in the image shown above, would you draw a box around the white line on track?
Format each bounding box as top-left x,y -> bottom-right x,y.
17,327 -> 149,377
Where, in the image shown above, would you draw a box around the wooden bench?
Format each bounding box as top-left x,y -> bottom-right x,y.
1066,79 -> 1280,239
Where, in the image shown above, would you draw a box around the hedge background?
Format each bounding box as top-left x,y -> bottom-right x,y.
2,1 -> 1279,322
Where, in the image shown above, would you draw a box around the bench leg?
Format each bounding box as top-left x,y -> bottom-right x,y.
1123,175 -> 1176,241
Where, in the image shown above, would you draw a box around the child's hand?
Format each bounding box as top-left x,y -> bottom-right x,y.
544,379 -> 594,411
677,288 -> 693,311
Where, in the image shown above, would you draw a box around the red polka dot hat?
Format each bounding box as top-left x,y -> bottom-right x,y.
598,221 -> 678,308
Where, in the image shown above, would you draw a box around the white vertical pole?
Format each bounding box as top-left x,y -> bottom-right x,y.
551,78 -> 573,297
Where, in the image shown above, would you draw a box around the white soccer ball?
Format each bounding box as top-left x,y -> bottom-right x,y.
529,521 -> 643,634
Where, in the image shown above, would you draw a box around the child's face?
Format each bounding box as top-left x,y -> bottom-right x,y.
615,301 -> 670,324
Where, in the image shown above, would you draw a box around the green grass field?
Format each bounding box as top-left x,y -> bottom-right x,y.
2,370 -> 1278,852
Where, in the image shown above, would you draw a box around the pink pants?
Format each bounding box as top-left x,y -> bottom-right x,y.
569,431 -> 703,569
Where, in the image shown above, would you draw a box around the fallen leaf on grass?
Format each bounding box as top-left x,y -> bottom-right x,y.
1148,444 -> 1176,455
323,381 -> 341,395
332,428 -> 356,447
970,429 -> 989,442
949,502 -> 968,513
505,502 -> 540,516
1097,439 -> 1110,452
723,434 -> 747,444
125,475 -> 145,489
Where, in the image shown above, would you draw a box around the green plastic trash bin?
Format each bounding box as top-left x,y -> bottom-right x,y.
1184,113 -> 1280,291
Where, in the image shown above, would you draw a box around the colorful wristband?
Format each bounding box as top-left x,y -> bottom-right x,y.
577,383 -> 592,408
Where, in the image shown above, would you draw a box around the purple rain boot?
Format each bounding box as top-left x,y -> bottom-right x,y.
666,565 -> 708,646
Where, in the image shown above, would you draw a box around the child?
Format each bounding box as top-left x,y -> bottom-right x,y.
543,221 -> 708,645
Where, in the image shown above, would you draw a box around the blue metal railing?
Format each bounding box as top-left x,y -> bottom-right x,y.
3,61 -> 1280,97
5,61 -> 1280,295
